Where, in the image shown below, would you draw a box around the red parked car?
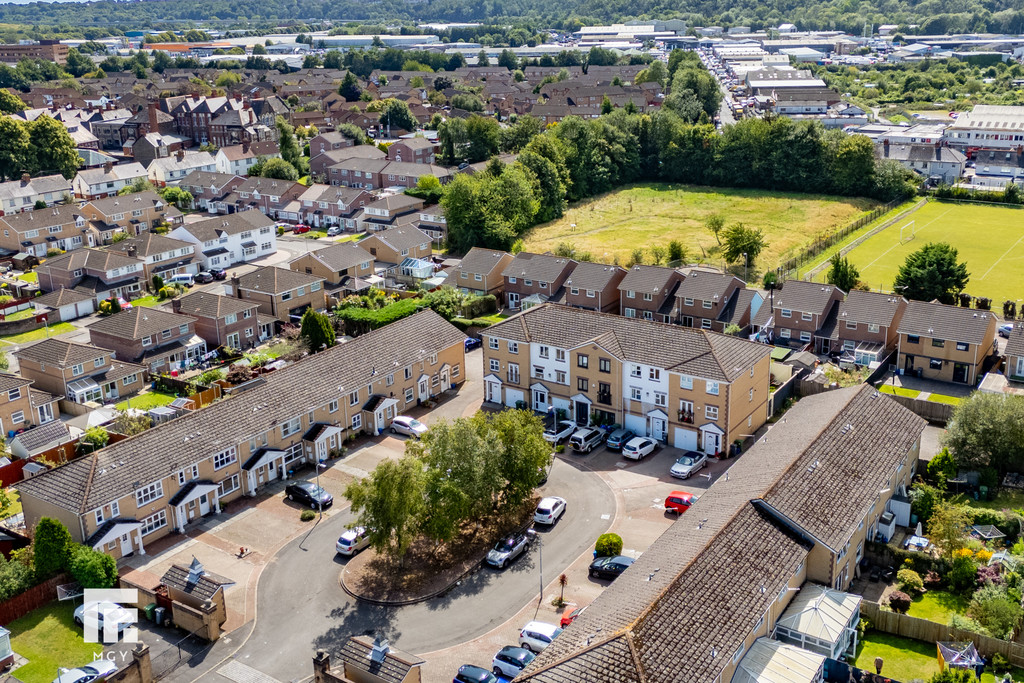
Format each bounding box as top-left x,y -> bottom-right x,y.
292,224 -> 311,234
560,605 -> 588,628
664,490 -> 696,515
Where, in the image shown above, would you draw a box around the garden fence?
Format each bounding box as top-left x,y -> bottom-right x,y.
861,601 -> 1024,667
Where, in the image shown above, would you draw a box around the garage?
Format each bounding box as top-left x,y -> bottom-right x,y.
624,414 -> 646,436
505,388 -> 524,409
673,427 -> 698,451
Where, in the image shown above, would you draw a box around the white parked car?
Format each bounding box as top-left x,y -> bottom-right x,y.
543,420 -> 577,444
53,660 -> 118,683
335,526 -> 370,556
621,437 -> 657,460
534,496 -> 567,526
669,451 -> 709,479
390,415 -> 427,439
518,620 -> 563,653
73,601 -> 133,636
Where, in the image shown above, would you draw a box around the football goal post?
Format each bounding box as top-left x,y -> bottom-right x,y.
899,220 -> 916,243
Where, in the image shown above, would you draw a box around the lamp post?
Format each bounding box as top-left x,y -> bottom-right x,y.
527,529 -> 543,605
742,252 -> 748,284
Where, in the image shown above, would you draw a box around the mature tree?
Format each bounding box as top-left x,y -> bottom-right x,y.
500,114 -> 543,153
29,115 -> 81,179
518,150 -> 566,223
299,308 -> 336,351
635,60 -> 668,87
874,158 -> 918,201
440,173 -> 484,252
497,49 -> 518,70
451,93 -> 484,112
64,48 -> 94,78
0,89 -> 26,115
437,116 -> 468,165
373,98 -> 417,133
405,174 -> 442,203
258,157 -> 300,181
476,50 -> 490,67
480,409 -> 551,514
927,500 -> 972,560
830,134 -> 876,196
705,213 -> 725,244
338,71 -> 361,101
826,253 -> 860,291
0,117 -> 31,181
721,223 -> 767,265
111,409 -> 152,436
68,544 -> 118,589
943,393 -> 1024,473
893,242 -> 969,305
322,50 -> 343,70
160,186 -> 193,209
34,517 -> 73,577
601,94 -> 613,115
586,46 -> 618,67
344,457 -> 425,562
464,115 -> 500,163
118,177 -> 156,195
275,115 -> 302,169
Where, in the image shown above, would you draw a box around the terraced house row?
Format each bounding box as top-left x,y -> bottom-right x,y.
17,310 -> 466,561
482,304 -> 771,455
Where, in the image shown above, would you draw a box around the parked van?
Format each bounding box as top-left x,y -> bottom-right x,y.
168,273 -> 195,287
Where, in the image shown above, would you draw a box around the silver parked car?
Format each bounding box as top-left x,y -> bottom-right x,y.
390,415 -> 428,438
670,451 -> 709,479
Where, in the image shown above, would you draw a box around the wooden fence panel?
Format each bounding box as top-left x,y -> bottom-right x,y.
0,573 -> 69,625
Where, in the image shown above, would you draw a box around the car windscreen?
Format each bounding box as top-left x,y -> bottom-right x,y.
676,456 -> 694,465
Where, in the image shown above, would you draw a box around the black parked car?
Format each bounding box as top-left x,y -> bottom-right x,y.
194,271 -> 215,284
285,482 -> 333,509
210,268 -> 228,280
588,555 -> 634,580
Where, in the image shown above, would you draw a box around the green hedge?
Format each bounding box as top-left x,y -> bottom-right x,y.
334,298 -> 427,336
463,294 -> 497,318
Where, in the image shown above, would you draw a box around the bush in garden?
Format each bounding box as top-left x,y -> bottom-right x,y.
924,570 -> 943,590
33,517 -> 72,578
300,509 -> 316,521
977,563 -> 1004,587
897,568 -> 924,594
68,544 -> 117,589
888,590 -> 911,614
968,583 -> 1023,640
595,533 -> 623,558
949,550 -> 979,592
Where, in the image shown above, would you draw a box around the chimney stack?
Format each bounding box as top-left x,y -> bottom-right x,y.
147,101 -> 160,131
883,138 -> 890,158
21,173 -> 30,185
242,141 -> 250,154
935,141 -> 941,161
171,297 -> 181,313
176,149 -> 185,161
103,161 -> 114,173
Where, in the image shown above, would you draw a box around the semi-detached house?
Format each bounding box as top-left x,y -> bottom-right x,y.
168,211 -> 277,270
0,204 -> 87,257
897,300 -> 997,385
16,309 -> 466,561
482,304 -> 771,455
0,174 -> 72,217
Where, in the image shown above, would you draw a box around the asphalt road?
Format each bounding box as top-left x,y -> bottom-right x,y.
217,456 -> 615,681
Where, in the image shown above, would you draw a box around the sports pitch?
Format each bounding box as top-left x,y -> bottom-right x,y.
825,200 -> 1024,302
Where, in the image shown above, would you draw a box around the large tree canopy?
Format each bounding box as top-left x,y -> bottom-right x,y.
893,242 -> 970,305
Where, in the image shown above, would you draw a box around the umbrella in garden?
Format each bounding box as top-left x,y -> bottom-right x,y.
915,521 -> 923,537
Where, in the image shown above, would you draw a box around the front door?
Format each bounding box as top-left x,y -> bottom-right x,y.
650,417 -> 667,442
227,332 -> 240,348
199,494 -> 210,516
702,429 -> 722,455
119,533 -> 132,557
904,354 -> 915,372
682,316 -> 693,327
440,366 -> 450,389
486,381 -> 501,403
953,362 -> 969,384
575,401 -> 589,425
533,389 -> 548,412
508,292 -> 520,309
316,438 -> 329,464
418,377 -> 429,401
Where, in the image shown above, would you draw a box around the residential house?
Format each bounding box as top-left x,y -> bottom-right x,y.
295,185 -> 373,231
104,232 -> 198,285
0,204 -> 87,257
148,151 -> 218,187
214,141 -> 281,176
171,292 -> 268,350
386,137 -> 437,164
446,248 -> 514,298
412,205 -> 446,244
219,177 -> 305,219
88,307 -> 207,374
754,280 -> 845,352
0,174 -> 72,217
168,211 -> 277,270
72,162 -> 149,200
325,157 -> 389,190
877,140 -> 965,184
378,161 -> 452,190
130,132 -> 191,168
482,304 -> 771,454
15,339 -> 147,405
308,131 -> 356,157
897,300 -> 997,385
179,171 -> 245,212
17,309 -> 465,560
517,385 -> 925,682
501,253 -> 577,311
1004,326 -> 1024,383
673,271 -> 746,331
36,248 -> 144,303
32,288 -> 96,322
820,290 -> 907,365
82,191 -> 184,241
553,261 -> 627,313
356,194 -> 424,232
358,227 -> 432,284
310,146 -> 385,179
617,265 -> 683,322
208,105 -> 274,148
229,266 -> 327,323
0,374 -> 59,437
288,242 -> 375,294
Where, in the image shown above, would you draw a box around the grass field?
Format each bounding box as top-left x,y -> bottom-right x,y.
115,389 -> 177,411
8,602 -> 103,683
523,183 -> 880,273
825,200 -> 1024,302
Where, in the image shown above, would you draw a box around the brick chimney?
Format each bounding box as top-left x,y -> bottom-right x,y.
230,274 -> 241,298
21,173 -> 30,185
234,93 -> 242,102
242,141 -> 250,154
148,101 -> 160,130
883,138 -> 890,158
176,149 -> 185,161
103,161 -> 114,173
935,141 -> 941,161
171,297 -> 182,313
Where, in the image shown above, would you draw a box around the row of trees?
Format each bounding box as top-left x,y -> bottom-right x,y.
344,410 -> 551,562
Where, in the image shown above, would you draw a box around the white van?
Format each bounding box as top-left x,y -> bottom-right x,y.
168,273 -> 195,287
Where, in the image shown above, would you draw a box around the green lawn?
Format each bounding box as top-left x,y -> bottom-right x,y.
129,295 -> 163,308
927,393 -> 962,406
1,307 -> 38,321
523,182 -> 880,274
15,271 -> 37,283
964,488 -> 1024,511
8,602 -> 103,683
0,322 -> 78,346
115,390 -> 177,411
855,630 -> 1024,683
334,232 -> 366,243
907,590 -> 969,623
878,384 -> 921,399
0,488 -> 21,519
838,200 -> 1024,302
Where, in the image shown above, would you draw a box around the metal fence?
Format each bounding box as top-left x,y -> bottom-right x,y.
152,628 -> 213,680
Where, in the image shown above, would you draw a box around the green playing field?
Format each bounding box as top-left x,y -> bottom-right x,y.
824,200 -> 1024,302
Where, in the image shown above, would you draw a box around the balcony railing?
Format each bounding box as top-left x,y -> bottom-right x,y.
597,391 -> 612,405
678,409 -> 694,424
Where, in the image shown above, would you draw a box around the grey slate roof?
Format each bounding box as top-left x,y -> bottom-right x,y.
17,309 -> 464,513
447,247 -> 510,279
366,226 -> 431,253
105,233 -> 192,259
161,560 -> 234,601
501,253 -> 576,283
0,373 -> 32,393
11,420 -> 71,452
42,248 -> 142,275
339,636 -> 424,683
617,265 -> 680,295
563,262 -> 626,292
837,290 -> 906,328
1006,325 -> 1024,359
175,292 -> 256,320
181,211 -> 275,242
85,191 -> 165,217
235,266 -> 323,295
773,280 -> 843,316
897,300 -> 997,345
675,271 -> 743,303
88,307 -> 196,341
34,288 -> 94,308
485,304 -> 770,383
15,338 -> 108,369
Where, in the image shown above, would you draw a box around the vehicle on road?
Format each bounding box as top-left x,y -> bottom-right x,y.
335,526 -> 370,556
168,273 -> 195,288
621,437 -> 657,460
491,646 -> 535,678
518,621 -> 563,652
560,604 -> 588,627
326,226 -> 343,237
53,660 -> 119,683
194,271 -> 215,284
210,268 -> 227,280
533,496 -> 567,526
588,554 -> 635,580
669,451 -> 708,479
665,490 -> 697,514
486,532 -> 530,568
464,337 -> 482,351
292,224 -> 311,234
285,481 -> 333,509
543,420 -> 577,444
73,601 -> 133,637
605,428 -> 635,451
453,664 -> 497,683
1000,323 -> 1015,338
568,427 -> 606,453
390,415 -> 428,438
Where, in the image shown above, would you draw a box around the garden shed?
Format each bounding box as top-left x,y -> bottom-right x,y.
773,583 -> 862,659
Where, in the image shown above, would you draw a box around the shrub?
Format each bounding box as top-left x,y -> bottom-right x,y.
897,568 -> 924,594
928,668 -> 977,683
926,448 -> 957,483
33,517 -> 72,578
950,613 -> 990,637
68,544 -> 118,589
950,552 -> 978,592
449,317 -> 472,331
157,285 -> 179,300
0,550 -> 36,601
300,509 -> 316,521
333,297 -> 427,336
924,570 -> 943,590
196,368 -> 225,386
969,583 -> 1023,639
462,294 -> 497,318
595,533 -> 623,558
469,317 -> 494,328
888,590 -> 911,614
151,274 -> 164,291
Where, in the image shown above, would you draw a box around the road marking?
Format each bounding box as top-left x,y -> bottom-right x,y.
218,659 -> 281,683
614,462 -> 627,468
600,514 -> 611,520
977,230 -> 1024,282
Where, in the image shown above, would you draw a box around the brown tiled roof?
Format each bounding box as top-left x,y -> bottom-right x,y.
175,292 -> 255,320
773,280 -> 843,316
501,253 -> 576,283
837,290 -> 906,328
897,300 -> 997,345
0,373 -> 32,393
161,562 -> 234,601
617,265 -> 680,295
17,309 -> 464,513
563,262 -> 626,292
181,211 -> 275,242
85,191 -> 165,217
365,226 -> 431,253
1,204 -> 84,233
235,265 -> 324,295
447,247 -> 511,279
299,242 -> 372,274
41,248 -> 142,275
1006,325 -> 1024,359
88,307 -> 196,341
339,635 -> 424,683
34,287 -> 93,308
15,338 -> 108,369
484,304 -> 770,382
105,233 -> 192,259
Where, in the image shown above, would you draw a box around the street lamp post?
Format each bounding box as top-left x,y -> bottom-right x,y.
527,529 -> 543,605
742,253 -> 748,284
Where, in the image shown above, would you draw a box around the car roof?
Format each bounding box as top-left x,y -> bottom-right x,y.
668,490 -> 695,499
625,436 -> 650,444
523,620 -> 559,633
538,496 -> 562,506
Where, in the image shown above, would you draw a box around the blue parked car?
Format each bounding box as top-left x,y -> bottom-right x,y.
605,428 -> 635,451
465,337 -> 482,351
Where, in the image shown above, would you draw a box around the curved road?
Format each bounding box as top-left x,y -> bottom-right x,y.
217,457 -> 615,681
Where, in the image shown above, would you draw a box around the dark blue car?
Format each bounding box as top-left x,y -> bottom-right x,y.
465,337 -> 482,351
